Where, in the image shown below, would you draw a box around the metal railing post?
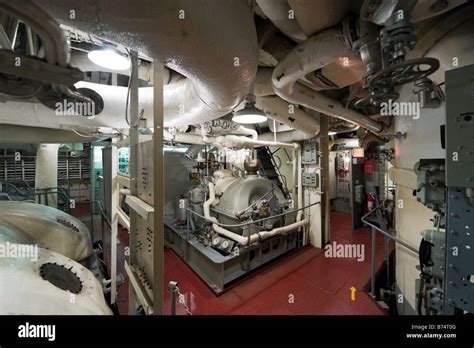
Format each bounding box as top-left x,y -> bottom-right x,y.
362,206 -> 419,298
371,226 -> 376,297
168,281 -> 178,315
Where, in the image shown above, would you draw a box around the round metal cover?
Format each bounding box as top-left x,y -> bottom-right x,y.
39,262 -> 83,294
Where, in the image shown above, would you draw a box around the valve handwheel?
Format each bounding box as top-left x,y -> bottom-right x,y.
354,88 -> 400,109
368,57 -> 440,89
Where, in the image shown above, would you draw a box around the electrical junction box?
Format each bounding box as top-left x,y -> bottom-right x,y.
302,142 -> 318,164
302,172 -> 318,187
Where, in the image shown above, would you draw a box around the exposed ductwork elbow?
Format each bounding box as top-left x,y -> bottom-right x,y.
25,0 -> 258,128
249,67 -> 320,139
258,129 -> 314,142
256,0 -> 307,42
255,96 -> 320,136
272,27 -> 384,134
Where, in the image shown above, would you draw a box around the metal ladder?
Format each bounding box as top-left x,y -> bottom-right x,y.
256,147 -> 291,199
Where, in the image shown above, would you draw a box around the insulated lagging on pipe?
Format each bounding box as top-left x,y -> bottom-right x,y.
213,219 -> 309,246
190,200 -> 320,228
271,27 -> 384,134
31,0 -> 258,128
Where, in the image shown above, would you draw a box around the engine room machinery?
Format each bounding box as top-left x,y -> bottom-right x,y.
163,145 -> 306,293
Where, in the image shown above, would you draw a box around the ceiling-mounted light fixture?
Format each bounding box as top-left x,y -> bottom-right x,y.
87,46 -> 130,71
232,94 -> 267,124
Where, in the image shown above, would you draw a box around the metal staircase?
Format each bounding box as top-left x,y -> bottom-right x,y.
256,147 -> 291,199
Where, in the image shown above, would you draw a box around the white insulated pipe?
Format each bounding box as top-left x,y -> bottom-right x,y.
296,147 -> 303,224
252,68 -> 320,139
213,135 -> 300,150
232,126 -> 258,140
259,130 -> 314,143
256,0 -> 307,42
204,182 -> 218,224
0,124 -> 101,143
18,0 -> 258,129
272,27 -> 384,133
255,96 -> 320,136
213,219 -> 309,246
35,144 -> 60,208
163,130 -> 217,145
196,121 -> 258,140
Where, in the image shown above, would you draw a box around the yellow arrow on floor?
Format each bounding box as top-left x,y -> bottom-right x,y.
350,286 -> 357,301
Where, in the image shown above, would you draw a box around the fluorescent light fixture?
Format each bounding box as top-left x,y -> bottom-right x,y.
232,105 -> 267,124
88,48 -> 130,70
328,131 -> 337,136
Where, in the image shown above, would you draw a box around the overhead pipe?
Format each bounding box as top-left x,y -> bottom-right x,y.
0,124 -> 101,143
213,135 -> 300,150
251,68 -> 320,139
256,0 -> 307,42
255,96 -> 320,136
258,129 -> 314,142
28,0 -> 258,128
164,130 -> 213,145
272,27 -> 384,134
197,120 -> 258,140
213,219 -> 309,246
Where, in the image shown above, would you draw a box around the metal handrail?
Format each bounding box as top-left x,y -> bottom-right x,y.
187,201 -> 320,228
361,207 -> 418,254
361,206 -> 419,297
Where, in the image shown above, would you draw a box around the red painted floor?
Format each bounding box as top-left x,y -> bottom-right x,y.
72,204 -> 389,315
161,211 -> 388,315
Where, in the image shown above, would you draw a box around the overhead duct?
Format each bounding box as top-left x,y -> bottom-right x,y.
1,0 -> 258,129
256,96 -> 320,136
249,67 -> 320,140
272,27 -> 384,133
259,129 -> 314,142
253,67 -> 277,97
256,0 -> 307,42
0,124 -> 101,143
287,0 -> 356,36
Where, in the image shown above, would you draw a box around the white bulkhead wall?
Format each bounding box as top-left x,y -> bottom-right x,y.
390,18 -> 474,313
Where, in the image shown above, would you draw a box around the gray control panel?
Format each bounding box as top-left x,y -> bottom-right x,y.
302,172 -> 318,187
302,142 -> 318,164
